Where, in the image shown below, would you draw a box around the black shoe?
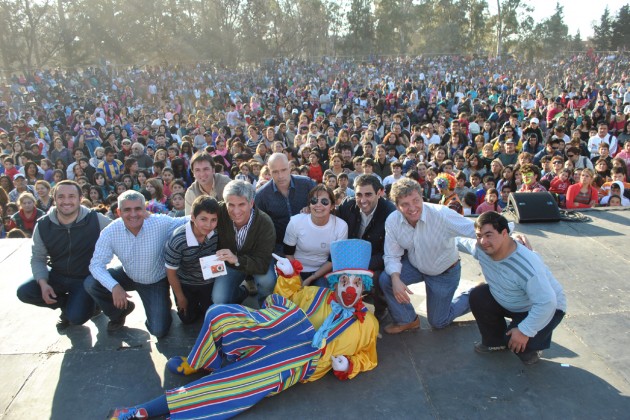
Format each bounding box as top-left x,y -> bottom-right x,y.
517,350 -> 542,365
107,302 -> 135,332
56,313 -> 70,332
474,342 -> 507,353
244,278 -> 258,296
237,286 -> 249,304
374,307 -> 389,322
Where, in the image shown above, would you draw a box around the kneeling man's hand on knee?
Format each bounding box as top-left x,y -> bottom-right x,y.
112,284 -> 131,309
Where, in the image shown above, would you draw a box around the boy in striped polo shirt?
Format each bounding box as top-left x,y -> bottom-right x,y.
164,196 -> 220,324
97,147 -> 124,182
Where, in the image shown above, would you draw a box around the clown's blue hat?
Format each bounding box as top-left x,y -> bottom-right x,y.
325,239 -> 373,287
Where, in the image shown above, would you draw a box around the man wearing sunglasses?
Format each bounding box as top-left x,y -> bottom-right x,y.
565,146 -> 593,170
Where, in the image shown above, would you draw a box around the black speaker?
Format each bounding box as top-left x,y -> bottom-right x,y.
508,192 -> 561,223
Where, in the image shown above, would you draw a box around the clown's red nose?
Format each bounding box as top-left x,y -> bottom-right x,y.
342,287 -> 357,305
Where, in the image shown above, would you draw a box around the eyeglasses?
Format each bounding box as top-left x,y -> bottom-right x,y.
553,161 -> 563,165
310,197 -> 330,206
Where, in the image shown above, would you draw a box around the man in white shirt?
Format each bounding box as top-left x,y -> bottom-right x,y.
420,124 -> 441,146
380,178 -> 475,334
588,122 -> 618,158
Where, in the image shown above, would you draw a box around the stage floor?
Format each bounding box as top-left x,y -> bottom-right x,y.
1,208 -> 629,419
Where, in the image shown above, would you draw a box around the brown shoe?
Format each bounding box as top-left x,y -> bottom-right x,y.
384,316 -> 420,334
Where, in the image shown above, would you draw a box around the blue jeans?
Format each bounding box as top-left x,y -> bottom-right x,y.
85,138 -> 100,158
84,265 -> 172,338
17,272 -> 96,325
379,256 -> 470,328
213,264 -> 277,307
300,271 -> 328,288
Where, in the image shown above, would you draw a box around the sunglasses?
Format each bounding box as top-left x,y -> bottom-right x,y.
310,197 -> 331,206
567,154 -> 575,158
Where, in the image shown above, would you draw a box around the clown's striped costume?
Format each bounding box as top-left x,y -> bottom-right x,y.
164,274 -> 379,419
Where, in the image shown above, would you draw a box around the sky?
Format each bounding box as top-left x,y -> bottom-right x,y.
487,0 -> 627,38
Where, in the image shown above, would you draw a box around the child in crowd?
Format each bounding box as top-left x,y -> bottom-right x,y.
168,192 -> 186,217
550,168 -> 571,208
170,180 -> 186,196
383,161 -> 403,187
600,182 -> 630,206
607,195 -> 622,206
307,150 -> 324,183
475,188 -> 502,214
333,187 -> 347,207
145,178 -> 168,214
361,158 -> 382,182
476,174 -> 496,207
2,157 -> 19,180
498,184 -> 512,208
324,173 -> 338,191
161,168 -> 175,197
454,171 -> 473,199
337,173 -> 354,197
402,146 -> 418,173
469,172 -> 483,191
462,191 -> 477,215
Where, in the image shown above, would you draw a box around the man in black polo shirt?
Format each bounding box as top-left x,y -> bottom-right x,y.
337,174 -> 396,319
16,180 -> 111,331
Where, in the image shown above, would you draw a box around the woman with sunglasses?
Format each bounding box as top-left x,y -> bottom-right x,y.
282,185 -> 348,287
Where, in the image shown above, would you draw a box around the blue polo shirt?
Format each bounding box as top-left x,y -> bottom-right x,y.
254,175 -> 316,244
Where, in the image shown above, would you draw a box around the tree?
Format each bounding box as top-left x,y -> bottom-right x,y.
611,4 -> 630,51
374,0 -> 414,55
487,0 -> 533,58
592,6 -> 613,51
535,2 -> 570,58
0,0 -> 64,73
345,0 -> 375,56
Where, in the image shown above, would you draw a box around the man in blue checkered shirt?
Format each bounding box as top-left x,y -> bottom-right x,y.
85,190 -> 188,338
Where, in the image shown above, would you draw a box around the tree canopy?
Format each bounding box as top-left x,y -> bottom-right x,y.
0,0 -> 628,73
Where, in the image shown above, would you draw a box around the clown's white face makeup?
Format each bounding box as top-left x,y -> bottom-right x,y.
336,274 -> 364,309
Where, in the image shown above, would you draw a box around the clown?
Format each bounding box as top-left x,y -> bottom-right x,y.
110,239 -> 379,420
435,172 -> 464,215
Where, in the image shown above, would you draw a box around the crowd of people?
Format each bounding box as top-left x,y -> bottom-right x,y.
2,52 -> 623,418
1,53 -> 629,238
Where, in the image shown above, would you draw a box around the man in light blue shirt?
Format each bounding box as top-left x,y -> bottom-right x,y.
85,190 -> 188,338
457,211 -> 566,365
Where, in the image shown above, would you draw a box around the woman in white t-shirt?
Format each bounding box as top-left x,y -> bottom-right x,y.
283,185 -> 348,287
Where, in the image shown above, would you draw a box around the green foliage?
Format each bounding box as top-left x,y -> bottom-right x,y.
0,0 -> 627,74
593,6 -> 613,51
611,4 -> 630,50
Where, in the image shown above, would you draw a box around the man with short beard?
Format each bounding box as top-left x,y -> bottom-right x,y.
17,180 -> 111,331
